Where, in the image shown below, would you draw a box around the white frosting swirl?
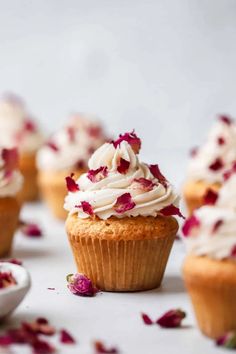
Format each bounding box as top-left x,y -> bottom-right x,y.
0,94 -> 43,152
0,151 -> 23,197
64,140 -> 179,220
187,117 -> 236,183
37,114 -> 106,171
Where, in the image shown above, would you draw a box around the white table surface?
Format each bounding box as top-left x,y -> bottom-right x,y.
0,201 -> 226,354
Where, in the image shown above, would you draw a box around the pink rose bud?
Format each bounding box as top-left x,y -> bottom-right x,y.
67,273 -> 99,297
156,309 -> 186,328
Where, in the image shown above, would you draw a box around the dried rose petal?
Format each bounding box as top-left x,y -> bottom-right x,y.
87,126 -> 102,138
117,158 -> 130,174
46,141 -> 59,152
131,178 -> 155,192
24,120 -> 36,133
141,313 -> 153,325
94,341 -> 119,354
190,147 -> 198,157
223,161 -> 236,181
32,339 -> 56,354
209,157 -> 224,171
182,215 -> 200,237
87,166 -> 108,183
231,245 -> 236,258
203,189 -> 218,205
216,331 -> 236,349
0,271 -> 17,289
2,147 -> 19,173
76,201 -> 94,216
60,329 -> 75,344
0,258 -> 23,266
47,287 -> 55,291
112,131 -> 141,153
0,335 -> 13,346
20,222 -> 43,238
75,159 -> 86,170
67,273 -> 98,296
66,174 -> 79,192
217,136 -> 225,145
157,309 -> 186,328
219,115 -> 232,125
67,126 -> 76,142
22,318 -> 55,336
149,164 -> 168,188
160,205 -> 184,219
212,219 -> 223,234
114,193 -> 136,214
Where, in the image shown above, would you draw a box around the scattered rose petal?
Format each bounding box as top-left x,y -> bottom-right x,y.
47,287 -> 55,291
219,115 -> 232,126
216,331 -> 236,349
94,341 -> 119,354
131,178 -> 155,192
190,147 -> 198,157
141,313 -> 154,325
156,309 -> 186,328
0,271 -> 17,289
149,164 -> 168,188
117,158 -> 130,174
65,174 -> 79,192
2,148 -> 19,173
32,339 -> 56,354
76,201 -> 94,217
46,141 -> 59,152
87,166 -> 108,183
24,120 -> 36,133
217,136 -> 225,145
0,335 -> 13,346
203,189 -> 218,205
20,222 -> 43,238
22,318 -> 55,336
160,204 -> 185,219
182,215 -> 200,237
114,193 -> 136,214
60,329 -> 75,344
67,273 -> 98,297
0,258 -> 23,266
112,130 -> 141,153
212,219 -> 223,234
231,245 -> 236,258
209,158 -> 224,171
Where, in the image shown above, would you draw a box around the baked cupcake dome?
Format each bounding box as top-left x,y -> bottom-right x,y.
183,115 -> 236,214
65,131 -> 181,291
37,114 -> 107,219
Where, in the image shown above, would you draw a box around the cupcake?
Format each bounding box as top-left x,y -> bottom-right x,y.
64,131 -> 181,292
183,115 -> 236,215
0,94 -> 43,202
0,147 -> 23,257
37,114 -> 107,219
182,165 -> 236,339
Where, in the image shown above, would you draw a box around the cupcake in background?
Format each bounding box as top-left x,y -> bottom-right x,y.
0,93 -> 44,202
37,114 -> 107,219
0,147 -> 23,256
65,131 -> 181,292
182,164 -> 236,339
183,115 -> 236,215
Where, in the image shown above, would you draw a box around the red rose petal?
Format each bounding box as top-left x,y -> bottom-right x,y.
0,335 -> 13,346
182,215 -> 200,237
46,141 -> 59,152
24,120 -> 36,133
212,219 -> 223,234
67,126 -> 76,142
94,341 -> 119,354
76,201 -> 94,216
0,258 -> 22,266
223,161 -> 236,181
141,313 -> 153,325
131,178 -> 155,192
217,136 -> 225,146
87,126 -> 102,138
112,130 -> 141,153
0,271 -> 17,289
60,329 -> 75,344
65,174 -> 79,192
20,222 -> 43,238
219,115 -> 232,125
160,204 -> 185,219
231,245 -> 236,258
32,339 -> 56,354
117,158 -> 130,174
75,159 -> 86,170
156,309 -> 186,328
87,166 -> 108,183
149,164 -> 168,188
209,158 -> 224,171
216,331 -> 236,349
190,147 -> 198,157
203,189 -> 218,205
114,193 -> 136,214
2,148 -> 19,172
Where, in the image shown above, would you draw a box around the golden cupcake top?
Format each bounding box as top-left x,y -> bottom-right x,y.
64,131 -> 181,220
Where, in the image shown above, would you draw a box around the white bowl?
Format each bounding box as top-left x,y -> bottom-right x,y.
0,262 -> 31,320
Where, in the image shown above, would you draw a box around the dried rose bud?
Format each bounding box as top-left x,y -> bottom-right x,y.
94,341 -> 119,353
216,331 -> 236,349
67,273 -> 98,297
114,193 -> 136,214
65,173 -> 79,192
160,204 -> 184,219
87,166 -> 108,183
182,215 -> 200,237
112,130 -> 141,153
117,158 -> 130,174
156,309 -> 186,328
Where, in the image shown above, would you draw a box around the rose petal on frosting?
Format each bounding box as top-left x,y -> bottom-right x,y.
141,313 -> 154,325
182,215 -> 200,237
223,161 -> 236,181
46,141 -> 59,152
60,329 -> 76,344
217,136 -> 225,145
231,245 -> 236,258
212,219 -> 223,234
2,147 -> 19,172
94,341 -> 119,353
67,273 -> 98,296
24,120 -> 36,133
112,130 -> 141,153
209,157 -> 224,171
190,147 -> 198,158
216,331 -> 236,349
67,126 -> 76,143
160,204 -> 184,219
77,201 -> 94,216
87,166 -> 108,183
114,193 -> 136,214
156,309 -> 186,328
131,178 -> 155,192
219,115 -> 232,125
117,158 -> 130,174
75,159 -> 86,170
87,126 -> 102,138
149,164 -> 168,187
66,174 -> 80,192
203,189 -> 218,205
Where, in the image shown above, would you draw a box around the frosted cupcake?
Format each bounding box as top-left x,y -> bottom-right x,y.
64,131 -> 181,291
37,114 -> 106,219
182,165 -> 236,338
0,147 -> 23,256
183,115 -> 236,214
0,94 -> 43,202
